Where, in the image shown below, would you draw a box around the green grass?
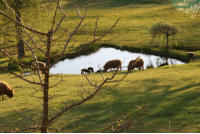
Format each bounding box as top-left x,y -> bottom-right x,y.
1,0 -> 200,132
0,60 -> 200,132
1,0 -> 200,58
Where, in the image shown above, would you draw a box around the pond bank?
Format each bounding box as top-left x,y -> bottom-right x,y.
50,43 -> 190,67
50,47 -> 185,74
0,42 -> 193,72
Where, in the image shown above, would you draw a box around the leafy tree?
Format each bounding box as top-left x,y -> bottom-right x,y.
150,21 -> 178,48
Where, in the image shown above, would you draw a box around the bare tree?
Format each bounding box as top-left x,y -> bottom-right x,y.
0,0 -> 128,132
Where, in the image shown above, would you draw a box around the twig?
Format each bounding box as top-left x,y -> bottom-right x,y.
0,10 -> 47,36
9,71 -> 43,85
48,70 -> 119,126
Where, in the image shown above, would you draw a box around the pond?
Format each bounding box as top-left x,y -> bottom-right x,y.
50,47 -> 185,74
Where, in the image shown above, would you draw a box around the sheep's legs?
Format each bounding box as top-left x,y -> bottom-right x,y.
1,95 -> 4,100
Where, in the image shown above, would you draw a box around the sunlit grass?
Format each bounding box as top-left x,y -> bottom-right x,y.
0,61 -> 200,132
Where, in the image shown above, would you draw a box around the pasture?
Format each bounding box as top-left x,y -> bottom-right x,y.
0,0 -> 200,132
0,60 -> 200,132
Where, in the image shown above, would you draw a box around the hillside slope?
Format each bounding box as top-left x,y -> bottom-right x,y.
0,60 -> 200,132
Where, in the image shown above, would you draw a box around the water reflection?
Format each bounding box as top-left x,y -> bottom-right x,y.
50,47 -> 185,74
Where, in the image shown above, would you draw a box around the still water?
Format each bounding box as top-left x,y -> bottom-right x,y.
50,47 -> 185,74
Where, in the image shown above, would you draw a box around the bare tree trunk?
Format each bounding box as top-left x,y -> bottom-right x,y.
41,32 -> 52,133
166,33 -> 169,49
15,1 -> 25,59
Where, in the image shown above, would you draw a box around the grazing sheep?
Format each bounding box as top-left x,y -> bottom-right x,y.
128,58 -> 144,72
96,69 -> 101,73
81,68 -> 89,74
158,61 -> 168,67
31,61 -> 46,74
103,59 -> 122,72
187,52 -> 195,59
96,69 -> 106,73
88,67 -> 94,73
0,81 -> 14,100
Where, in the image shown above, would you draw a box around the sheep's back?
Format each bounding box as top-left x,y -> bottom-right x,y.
0,81 -> 12,94
104,60 -> 121,69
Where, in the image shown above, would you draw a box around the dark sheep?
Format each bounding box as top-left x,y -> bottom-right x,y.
88,67 -> 94,73
0,81 -> 14,100
128,58 -> 144,72
96,69 -> 106,73
103,59 -> 122,72
96,69 -> 101,73
31,61 -> 46,74
158,61 -> 168,67
81,69 -> 89,74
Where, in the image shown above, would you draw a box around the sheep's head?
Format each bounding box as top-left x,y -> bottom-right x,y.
7,89 -> 14,98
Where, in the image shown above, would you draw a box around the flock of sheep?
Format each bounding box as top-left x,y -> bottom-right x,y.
0,55 -> 171,100
81,57 -> 145,74
0,57 -> 145,100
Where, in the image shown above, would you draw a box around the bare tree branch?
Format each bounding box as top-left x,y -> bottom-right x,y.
48,70 -> 119,126
53,1 -> 66,34
89,18 -> 120,44
0,49 -> 30,69
23,30 -> 46,55
9,71 -> 43,85
23,39 -> 43,85
49,74 -> 64,88
93,16 -> 99,40
0,10 -> 47,36
15,109 -> 41,126
50,0 -> 60,32
61,6 -> 88,56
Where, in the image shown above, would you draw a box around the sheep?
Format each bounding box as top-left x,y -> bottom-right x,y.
81,68 -> 89,74
88,67 -> 94,73
0,81 -> 14,100
96,69 -> 106,73
128,58 -> 144,72
158,61 -> 168,67
31,61 -> 46,74
96,69 -> 101,73
103,59 -> 122,72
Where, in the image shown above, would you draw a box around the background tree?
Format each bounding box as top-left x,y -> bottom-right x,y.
0,0 -> 128,132
150,21 -> 178,49
0,0 -> 41,58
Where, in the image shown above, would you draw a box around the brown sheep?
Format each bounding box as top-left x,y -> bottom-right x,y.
128,58 -> 144,72
31,61 -> 46,74
103,59 -> 122,72
0,81 -> 14,100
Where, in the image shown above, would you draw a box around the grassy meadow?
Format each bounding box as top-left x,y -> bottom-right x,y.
0,60 -> 200,132
0,0 -> 200,132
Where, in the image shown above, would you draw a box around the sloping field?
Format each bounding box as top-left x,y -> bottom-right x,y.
0,60 -> 200,132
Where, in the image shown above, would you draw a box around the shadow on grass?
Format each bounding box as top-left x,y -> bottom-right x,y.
56,78 -> 200,132
0,108 -> 41,133
1,77 -> 200,132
